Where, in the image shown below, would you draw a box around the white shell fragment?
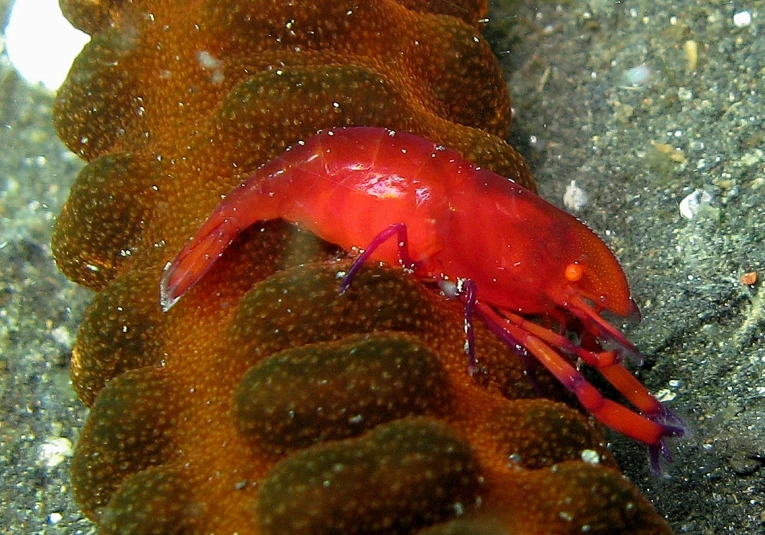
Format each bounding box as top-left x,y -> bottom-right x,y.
733,11 -> 752,28
39,437 -> 73,467
679,189 -> 712,220
622,64 -> 652,87
563,180 -> 588,212
581,449 -> 601,465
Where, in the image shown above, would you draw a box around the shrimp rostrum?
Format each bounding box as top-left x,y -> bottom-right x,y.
161,127 -> 684,471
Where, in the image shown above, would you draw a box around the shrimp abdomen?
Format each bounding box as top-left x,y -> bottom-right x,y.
162,128 -> 453,309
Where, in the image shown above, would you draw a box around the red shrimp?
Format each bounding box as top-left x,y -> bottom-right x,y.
160,127 -> 683,470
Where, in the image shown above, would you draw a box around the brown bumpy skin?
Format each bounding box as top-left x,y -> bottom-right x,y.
52,1 -> 672,533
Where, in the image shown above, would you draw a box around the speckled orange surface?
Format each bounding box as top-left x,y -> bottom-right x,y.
52,0 -> 672,533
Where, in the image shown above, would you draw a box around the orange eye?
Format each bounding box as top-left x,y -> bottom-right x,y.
564,263 -> 585,282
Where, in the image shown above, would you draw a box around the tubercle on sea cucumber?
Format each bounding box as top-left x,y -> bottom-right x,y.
52,0 -> 673,533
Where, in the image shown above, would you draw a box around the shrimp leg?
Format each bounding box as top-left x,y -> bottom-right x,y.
341,224 -> 488,373
473,303 -> 684,473
339,223 -> 416,294
492,307 -> 683,426
340,225 -> 556,382
439,277 -> 541,382
344,223 -> 683,470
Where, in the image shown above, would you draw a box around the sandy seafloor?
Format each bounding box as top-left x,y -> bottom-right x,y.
0,0 -> 763,533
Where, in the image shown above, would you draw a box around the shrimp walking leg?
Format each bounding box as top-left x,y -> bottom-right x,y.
474,302 -> 684,473
344,226 -> 536,379
339,223 -> 415,294
441,277 -> 540,386
496,307 -> 685,431
435,276 -> 480,372
461,279 -> 478,375
500,309 -> 666,416
341,225 -> 483,374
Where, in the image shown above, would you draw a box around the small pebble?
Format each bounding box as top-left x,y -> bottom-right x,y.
581,449 -> 601,465
740,272 -> 757,286
39,437 -> 73,467
733,11 -> 751,28
728,454 -> 759,476
679,189 -> 712,220
656,388 -> 676,402
563,180 -> 588,211
622,64 -> 652,87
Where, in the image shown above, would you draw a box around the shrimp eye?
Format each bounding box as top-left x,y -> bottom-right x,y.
564,263 -> 585,282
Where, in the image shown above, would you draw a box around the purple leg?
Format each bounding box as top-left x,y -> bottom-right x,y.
461,279 -> 479,375
340,225 -> 480,375
436,276 -> 480,374
440,278 -> 540,385
340,223 -> 416,294
340,225 -> 533,382
471,302 -> 545,395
